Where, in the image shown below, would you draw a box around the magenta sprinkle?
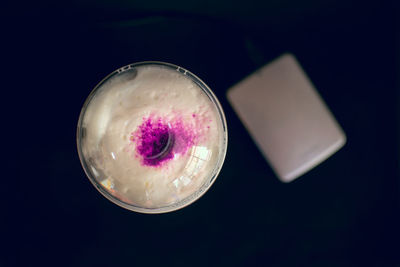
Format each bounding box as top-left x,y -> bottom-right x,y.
131,115 -> 197,167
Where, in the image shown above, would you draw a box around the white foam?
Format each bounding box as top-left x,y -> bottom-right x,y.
81,65 -> 223,208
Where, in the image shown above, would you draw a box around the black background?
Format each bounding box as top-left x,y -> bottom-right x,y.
4,0 -> 400,266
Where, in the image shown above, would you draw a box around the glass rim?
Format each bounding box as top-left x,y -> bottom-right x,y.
76,61 -> 228,214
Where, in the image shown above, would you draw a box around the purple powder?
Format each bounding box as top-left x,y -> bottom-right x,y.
131,115 -> 198,167
132,119 -> 174,166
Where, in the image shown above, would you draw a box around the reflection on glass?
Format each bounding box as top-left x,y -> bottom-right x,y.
172,146 -> 212,188
101,178 -> 115,193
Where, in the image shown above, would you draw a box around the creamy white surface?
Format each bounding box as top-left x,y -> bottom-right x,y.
81,65 -> 223,208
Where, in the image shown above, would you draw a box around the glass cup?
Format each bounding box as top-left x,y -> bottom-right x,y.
77,62 -> 227,213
